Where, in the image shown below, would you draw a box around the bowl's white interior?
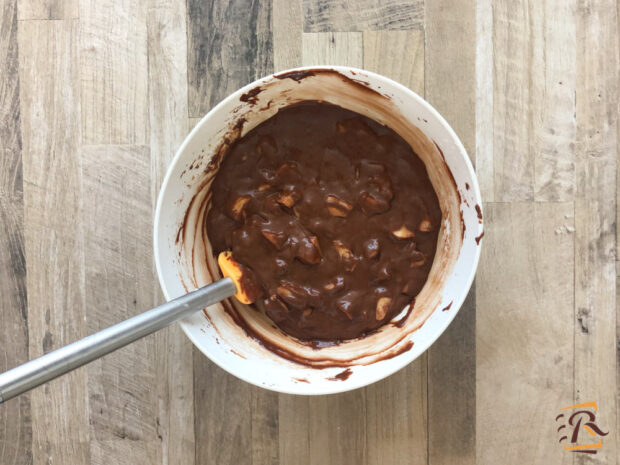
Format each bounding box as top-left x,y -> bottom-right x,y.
154,66 -> 483,394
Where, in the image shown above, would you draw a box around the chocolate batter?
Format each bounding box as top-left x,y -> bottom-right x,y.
206,102 -> 441,340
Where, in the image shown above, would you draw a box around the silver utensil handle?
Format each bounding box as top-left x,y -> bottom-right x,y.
0,278 -> 236,403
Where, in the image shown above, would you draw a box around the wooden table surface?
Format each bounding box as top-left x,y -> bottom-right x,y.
1,0 -> 618,464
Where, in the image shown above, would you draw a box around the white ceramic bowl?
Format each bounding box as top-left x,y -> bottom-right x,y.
154,66 -> 483,395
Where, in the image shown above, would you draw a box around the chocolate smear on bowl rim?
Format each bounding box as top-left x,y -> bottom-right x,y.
328,368 -> 352,381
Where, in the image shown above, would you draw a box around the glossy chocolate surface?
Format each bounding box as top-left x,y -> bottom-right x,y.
206,102 -> 441,340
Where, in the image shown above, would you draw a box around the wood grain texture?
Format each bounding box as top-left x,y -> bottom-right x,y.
475,0 -> 494,201
17,0 -> 77,20
278,395 -> 310,465
491,0 -> 533,201
81,145 -> 162,465
617,262 -> 620,462
187,0 -> 273,117
425,2 -> 476,464
533,0 -> 577,202
0,0 -> 23,198
425,0 -> 476,159
251,389 -> 279,465
80,0 -> 149,144
273,0 -> 302,71
148,0 -> 190,196
194,355 -> 252,465
362,30 -> 423,93
147,1 -> 194,463
308,391 -> 367,465
428,293 -> 475,465
492,0 -> 577,202
476,202 -> 574,465
18,19 -> 89,465
0,197 -> 30,465
89,439 -> 158,465
303,0 -> 423,32
0,2 -> 30,462
156,324 -> 194,464
365,361 -> 427,465
574,0 -> 618,462
301,32 -> 363,66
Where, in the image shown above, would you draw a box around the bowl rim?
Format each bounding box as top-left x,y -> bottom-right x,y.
154,65 -> 482,395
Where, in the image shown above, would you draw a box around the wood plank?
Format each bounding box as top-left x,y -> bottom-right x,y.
0,196 -> 31,465
0,4 -> 30,462
428,293 -> 476,465
146,0 -> 194,463
90,439 -> 159,465
278,395 -> 310,465
0,0 -> 22,198
18,19 -> 89,464
533,0 -> 576,201
302,0 -> 423,32
79,0 -> 149,144
492,0 -> 577,202
362,30 -> 424,94
475,0 -> 494,201
193,354 -> 252,465
81,145 -> 162,465
425,0 -> 476,159
425,2 -> 476,464
365,360 -> 427,465
574,0 -> 618,462
273,0 -> 302,71
617,262 -> 620,460
17,0 -> 77,20
148,0 -> 190,194
301,32 -> 363,67
157,324 -> 194,463
187,0 -> 273,117
252,389 -> 279,465
491,0 -> 533,200
362,29 -> 427,465
308,392 -> 367,465
476,202 -> 574,465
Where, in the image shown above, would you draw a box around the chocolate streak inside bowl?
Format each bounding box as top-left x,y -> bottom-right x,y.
175,69 -> 464,367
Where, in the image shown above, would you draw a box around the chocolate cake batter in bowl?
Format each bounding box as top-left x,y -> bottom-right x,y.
154,66 -> 483,394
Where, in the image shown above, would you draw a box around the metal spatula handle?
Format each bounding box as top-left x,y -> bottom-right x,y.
0,278 -> 236,403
